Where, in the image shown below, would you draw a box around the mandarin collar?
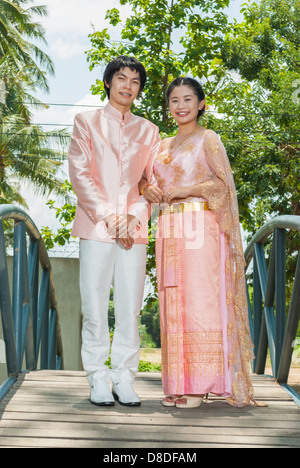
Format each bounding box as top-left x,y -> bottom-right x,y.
105,102 -> 132,124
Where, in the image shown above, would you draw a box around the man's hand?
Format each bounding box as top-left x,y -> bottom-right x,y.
104,214 -> 118,238
104,214 -> 139,250
118,232 -> 135,250
115,214 -> 139,238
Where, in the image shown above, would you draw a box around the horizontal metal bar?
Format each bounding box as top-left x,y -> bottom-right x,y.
280,384 -> 300,408
245,215 -> 300,267
0,377 -> 17,402
0,205 -> 59,311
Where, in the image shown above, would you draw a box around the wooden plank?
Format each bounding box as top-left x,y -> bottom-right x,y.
0,437 -> 281,448
0,371 -> 299,449
3,410 -> 300,429
0,424 -> 299,448
1,418 -> 300,439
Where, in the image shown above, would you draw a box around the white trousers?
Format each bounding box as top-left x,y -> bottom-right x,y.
79,240 -> 147,387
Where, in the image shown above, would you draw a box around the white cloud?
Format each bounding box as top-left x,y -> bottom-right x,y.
32,0 -> 132,60
64,93 -> 107,125
48,37 -> 86,60
31,94 -> 104,130
41,0 -> 114,36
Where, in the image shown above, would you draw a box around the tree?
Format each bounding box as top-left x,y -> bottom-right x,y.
86,0 -> 299,221
0,1 -> 69,206
0,114 -> 69,205
218,0 -> 300,300
219,0 -> 300,219
87,0 -> 230,133
0,0 -> 54,92
44,0 -> 299,305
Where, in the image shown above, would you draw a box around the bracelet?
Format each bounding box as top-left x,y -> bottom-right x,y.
141,183 -> 151,196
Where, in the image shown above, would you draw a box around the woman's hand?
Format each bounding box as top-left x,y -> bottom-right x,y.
143,184 -> 164,204
163,186 -> 190,204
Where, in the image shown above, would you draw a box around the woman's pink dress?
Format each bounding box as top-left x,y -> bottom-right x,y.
153,129 -> 254,406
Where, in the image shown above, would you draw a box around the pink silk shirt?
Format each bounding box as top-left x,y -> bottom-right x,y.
68,103 -> 161,243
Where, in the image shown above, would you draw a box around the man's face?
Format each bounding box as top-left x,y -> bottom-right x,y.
106,67 -> 141,110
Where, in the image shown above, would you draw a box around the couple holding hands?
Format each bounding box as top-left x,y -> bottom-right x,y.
68,56 -> 256,410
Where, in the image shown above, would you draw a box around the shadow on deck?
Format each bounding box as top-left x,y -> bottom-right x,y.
0,370 -> 300,449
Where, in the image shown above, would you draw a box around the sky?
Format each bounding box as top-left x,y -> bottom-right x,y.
22,0 -> 246,256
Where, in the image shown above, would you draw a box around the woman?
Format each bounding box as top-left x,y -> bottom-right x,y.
140,77 -> 257,409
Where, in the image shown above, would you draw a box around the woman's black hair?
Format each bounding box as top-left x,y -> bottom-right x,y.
103,56 -> 147,98
166,77 -> 206,119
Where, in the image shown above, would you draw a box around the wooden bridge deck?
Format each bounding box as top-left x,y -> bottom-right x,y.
0,370 -> 300,448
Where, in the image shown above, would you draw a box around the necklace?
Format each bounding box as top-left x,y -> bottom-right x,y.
163,127 -> 200,164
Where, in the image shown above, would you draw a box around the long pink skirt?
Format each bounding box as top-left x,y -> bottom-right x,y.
156,209 -> 233,397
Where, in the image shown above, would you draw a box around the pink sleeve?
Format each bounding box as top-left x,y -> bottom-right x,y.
68,113 -> 115,224
129,126 -> 161,221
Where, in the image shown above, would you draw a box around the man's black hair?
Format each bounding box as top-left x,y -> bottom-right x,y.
103,56 -> 147,98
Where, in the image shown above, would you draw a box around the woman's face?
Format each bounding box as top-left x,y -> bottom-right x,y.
168,85 -> 205,125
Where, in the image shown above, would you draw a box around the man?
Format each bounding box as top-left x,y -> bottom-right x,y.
68,56 -> 161,406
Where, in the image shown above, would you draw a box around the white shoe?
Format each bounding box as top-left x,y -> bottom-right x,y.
175,395 -> 203,409
112,381 -> 141,407
90,381 -> 115,407
162,395 -> 183,407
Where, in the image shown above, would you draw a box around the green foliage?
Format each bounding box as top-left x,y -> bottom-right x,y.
41,181 -> 76,249
105,354 -> 161,372
141,299 -> 161,347
0,0 -> 54,92
86,0 -> 231,132
0,1 -> 69,207
44,0 -> 299,311
138,360 -> 161,372
218,0 -> 300,295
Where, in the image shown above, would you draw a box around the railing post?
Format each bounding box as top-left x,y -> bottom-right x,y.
38,269 -> 50,369
254,243 -> 276,376
0,222 -> 18,377
49,308 -> 57,370
12,221 -> 26,373
28,239 -> 39,361
11,221 -> 36,373
252,252 -> 264,372
275,228 -> 286,377
277,253 -> 300,384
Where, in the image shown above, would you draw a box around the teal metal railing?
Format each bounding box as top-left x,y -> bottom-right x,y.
0,205 -> 64,400
245,215 -> 300,402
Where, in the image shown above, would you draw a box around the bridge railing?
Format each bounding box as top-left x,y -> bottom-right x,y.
245,215 -> 300,395
0,205 -> 64,400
